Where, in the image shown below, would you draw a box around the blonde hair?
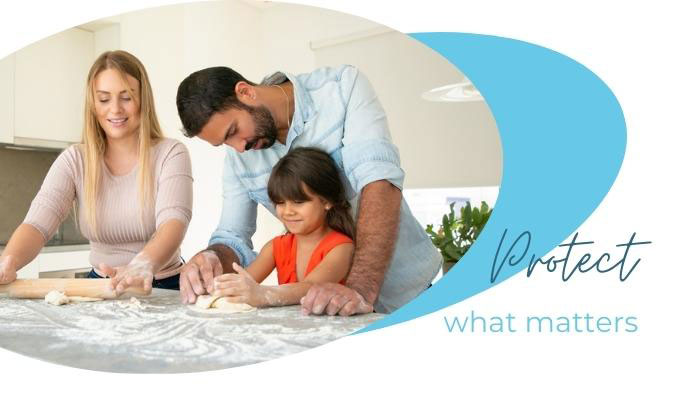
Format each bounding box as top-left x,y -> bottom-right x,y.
81,50 -> 164,237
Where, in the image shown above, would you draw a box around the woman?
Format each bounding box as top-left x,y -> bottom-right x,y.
0,50 -> 193,293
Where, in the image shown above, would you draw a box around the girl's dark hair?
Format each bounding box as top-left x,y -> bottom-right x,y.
268,147 -> 355,240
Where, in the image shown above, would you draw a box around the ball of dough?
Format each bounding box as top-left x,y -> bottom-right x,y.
44,290 -> 70,306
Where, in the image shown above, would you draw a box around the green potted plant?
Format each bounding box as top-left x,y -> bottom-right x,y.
425,201 -> 493,274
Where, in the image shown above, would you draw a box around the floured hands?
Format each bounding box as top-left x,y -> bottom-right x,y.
300,282 -> 373,316
0,255 -> 17,284
179,250 -> 223,304
212,263 -> 264,307
97,253 -> 155,295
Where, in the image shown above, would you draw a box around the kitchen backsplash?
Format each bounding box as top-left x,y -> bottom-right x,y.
0,145 -> 88,246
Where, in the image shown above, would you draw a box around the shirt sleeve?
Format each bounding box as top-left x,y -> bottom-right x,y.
23,146 -> 78,241
155,141 -> 193,229
339,66 -> 405,192
208,148 -> 258,267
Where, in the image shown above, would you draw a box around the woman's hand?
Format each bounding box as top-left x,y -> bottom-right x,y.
0,255 -> 17,284
97,253 -> 155,295
212,263 -> 266,307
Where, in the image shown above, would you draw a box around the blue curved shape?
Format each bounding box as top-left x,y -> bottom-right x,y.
357,33 -> 626,333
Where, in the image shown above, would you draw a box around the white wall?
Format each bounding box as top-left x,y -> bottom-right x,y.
260,3 -> 381,75
182,1 -> 265,80
314,31 -> 502,188
259,2 -> 502,189
119,5 -> 185,142
93,24 -> 119,57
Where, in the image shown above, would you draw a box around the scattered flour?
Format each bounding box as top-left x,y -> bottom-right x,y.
0,290 -> 381,373
115,296 -> 163,310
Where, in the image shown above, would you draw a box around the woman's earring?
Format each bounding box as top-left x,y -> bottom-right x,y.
325,206 -> 331,211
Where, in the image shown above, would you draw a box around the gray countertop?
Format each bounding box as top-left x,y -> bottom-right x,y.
0,289 -> 383,373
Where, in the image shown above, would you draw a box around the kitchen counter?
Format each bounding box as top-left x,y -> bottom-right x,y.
0,244 -> 90,253
0,289 -> 383,373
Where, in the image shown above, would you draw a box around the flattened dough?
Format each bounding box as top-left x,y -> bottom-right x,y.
194,294 -> 219,309
67,296 -> 103,302
211,297 -> 256,312
190,295 -> 256,314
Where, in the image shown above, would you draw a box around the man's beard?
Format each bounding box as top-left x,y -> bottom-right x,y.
244,104 -> 278,151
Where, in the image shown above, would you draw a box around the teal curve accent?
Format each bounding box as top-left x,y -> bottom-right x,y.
356,33 -> 627,334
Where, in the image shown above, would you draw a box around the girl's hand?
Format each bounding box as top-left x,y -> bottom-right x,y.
97,253 -> 155,295
0,255 -> 17,284
212,263 -> 265,307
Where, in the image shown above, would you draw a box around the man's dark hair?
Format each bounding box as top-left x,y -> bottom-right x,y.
176,66 -> 255,137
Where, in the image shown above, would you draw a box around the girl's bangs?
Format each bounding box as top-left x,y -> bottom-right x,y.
268,168 -> 311,203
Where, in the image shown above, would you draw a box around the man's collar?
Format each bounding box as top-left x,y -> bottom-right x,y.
261,71 -> 316,147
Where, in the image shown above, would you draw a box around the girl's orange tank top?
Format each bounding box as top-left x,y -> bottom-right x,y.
273,230 -> 353,284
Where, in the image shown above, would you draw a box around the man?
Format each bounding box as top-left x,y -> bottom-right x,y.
176,65 -> 441,315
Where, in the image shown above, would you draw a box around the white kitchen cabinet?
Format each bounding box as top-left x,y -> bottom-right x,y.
37,249 -> 91,273
14,28 -> 94,145
13,251 -> 91,279
16,258 -> 39,279
0,54 -> 13,144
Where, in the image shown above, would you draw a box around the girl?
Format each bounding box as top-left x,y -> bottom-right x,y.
0,50 -> 193,293
212,147 -> 354,307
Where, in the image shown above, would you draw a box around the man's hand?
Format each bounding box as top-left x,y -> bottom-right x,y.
0,255 -> 17,285
179,250 -> 223,304
300,282 -> 373,316
97,253 -> 155,295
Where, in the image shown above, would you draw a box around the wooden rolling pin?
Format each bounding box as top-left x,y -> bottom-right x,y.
0,279 -> 149,299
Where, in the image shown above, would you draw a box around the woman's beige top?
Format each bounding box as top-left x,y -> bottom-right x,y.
23,138 -> 193,280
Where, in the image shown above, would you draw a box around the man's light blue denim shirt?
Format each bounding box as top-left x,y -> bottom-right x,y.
209,65 -> 441,313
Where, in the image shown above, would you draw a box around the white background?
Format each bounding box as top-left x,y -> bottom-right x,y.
1,0 -> 698,398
